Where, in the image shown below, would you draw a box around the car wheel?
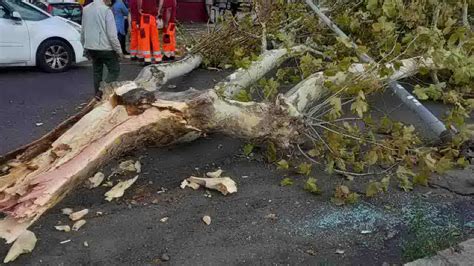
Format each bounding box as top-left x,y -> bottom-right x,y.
37,40 -> 73,73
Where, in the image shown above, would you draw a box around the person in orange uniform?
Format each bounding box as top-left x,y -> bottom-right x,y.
137,0 -> 161,64
159,0 -> 177,61
128,0 -> 140,60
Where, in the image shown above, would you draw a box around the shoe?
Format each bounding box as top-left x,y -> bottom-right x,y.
124,54 -> 131,59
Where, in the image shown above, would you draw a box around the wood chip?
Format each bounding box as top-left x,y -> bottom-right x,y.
4,230 -> 37,263
69,209 -> 89,221
134,161 -> 142,173
119,160 -> 137,172
54,225 -> 71,232
187,176 -> 237,195
202,215 -> 211,225
180,179 -> 200,190
206,169 -> 223,178
61,208 -> 73,215
72,220 -> 86,231
104,175 -> 138,201
160,217 -> 169,223
87,172 -> 105,188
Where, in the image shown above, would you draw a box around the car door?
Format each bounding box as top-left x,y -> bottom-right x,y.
0,2 -> 30,64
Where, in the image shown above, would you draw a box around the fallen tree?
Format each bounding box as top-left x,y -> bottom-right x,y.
0,53 -> 434,243
0,0 -> 472,260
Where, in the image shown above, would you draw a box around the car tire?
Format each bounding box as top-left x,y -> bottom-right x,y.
37,40 -> 73,73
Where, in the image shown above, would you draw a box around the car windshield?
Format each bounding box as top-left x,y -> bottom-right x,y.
51,4 -> 81,17
2,0 -> 49,21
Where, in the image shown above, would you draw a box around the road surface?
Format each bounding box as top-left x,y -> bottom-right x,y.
0,62 -> 143,154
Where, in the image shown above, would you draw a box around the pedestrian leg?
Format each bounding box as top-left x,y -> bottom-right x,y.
118,33 -> 127,55
104,51 -> 120,84
149,16 -> 162,64
162,22 -> 176,60
90,50 -> 104,97
130,20 -> 139,59
138,14 -> 152,64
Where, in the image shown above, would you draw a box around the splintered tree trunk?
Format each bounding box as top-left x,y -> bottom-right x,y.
0,51 -> 431,243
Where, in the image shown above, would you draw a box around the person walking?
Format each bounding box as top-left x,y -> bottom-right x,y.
137,0 -> 162,65
128,0 -> 140,60
112,0 -> 129,56
159,0 -> 176,61
81,0 -> 123,100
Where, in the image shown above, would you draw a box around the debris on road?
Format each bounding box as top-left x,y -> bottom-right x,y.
206,169 -> 223,178
180,179 -> 200,190
187,176 -> 237,195
161,253 -> 170,261
202,215 -> 211,225
35,123 -> 43,127
69,209 -> 89,221
87,172 -> 105,188
305,249 -> 316,256
361,230 -> 373,234
160,217 -> 169,223
264,213 -> 277,220
54,225 -> 71,232
61,208 -> 73,215
335,249 -> 345,255
60,239 -> 71,244
83,241 -> 89,247
72,220 -> 86,231
104,175 -> 139,201
204,190 -> 212,198
4,230 -> 37,263
119,160 -> 141,173
134,161 -> 142,173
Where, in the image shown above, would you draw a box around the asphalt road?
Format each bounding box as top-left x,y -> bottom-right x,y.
0,62 -> 143,155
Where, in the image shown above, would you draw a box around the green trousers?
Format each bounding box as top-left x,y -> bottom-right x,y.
88,50 -> 120,93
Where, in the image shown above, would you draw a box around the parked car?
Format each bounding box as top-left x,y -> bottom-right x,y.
0,0 -> 87,72
32,0 -> 82,24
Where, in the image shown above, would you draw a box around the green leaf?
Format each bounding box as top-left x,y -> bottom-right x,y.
307,149 -> 319,157
413,85 -> 429,100
380,175 -> 390,192
366,0 -> 379,12
346,193 -> 360,204
234,89 -> 252,102
304,177 -> 321,195
413,172 -> 429,186
351,91 -> 368,118
366,181 -> 381,197
266,142 -> 277,162
396,166 -> 415,192
435,156 -> 453,173
277,159 -> 289,170
366,150 -> 379,165
329,97 -> 343,119
243,143 -> 254,156
297,162 -> 312,176
280,177 -> 294,186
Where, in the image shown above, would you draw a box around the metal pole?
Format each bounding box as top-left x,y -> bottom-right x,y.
305,0 -> 450,142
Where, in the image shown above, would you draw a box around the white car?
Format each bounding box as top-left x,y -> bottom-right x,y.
0,0 -> 87,72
